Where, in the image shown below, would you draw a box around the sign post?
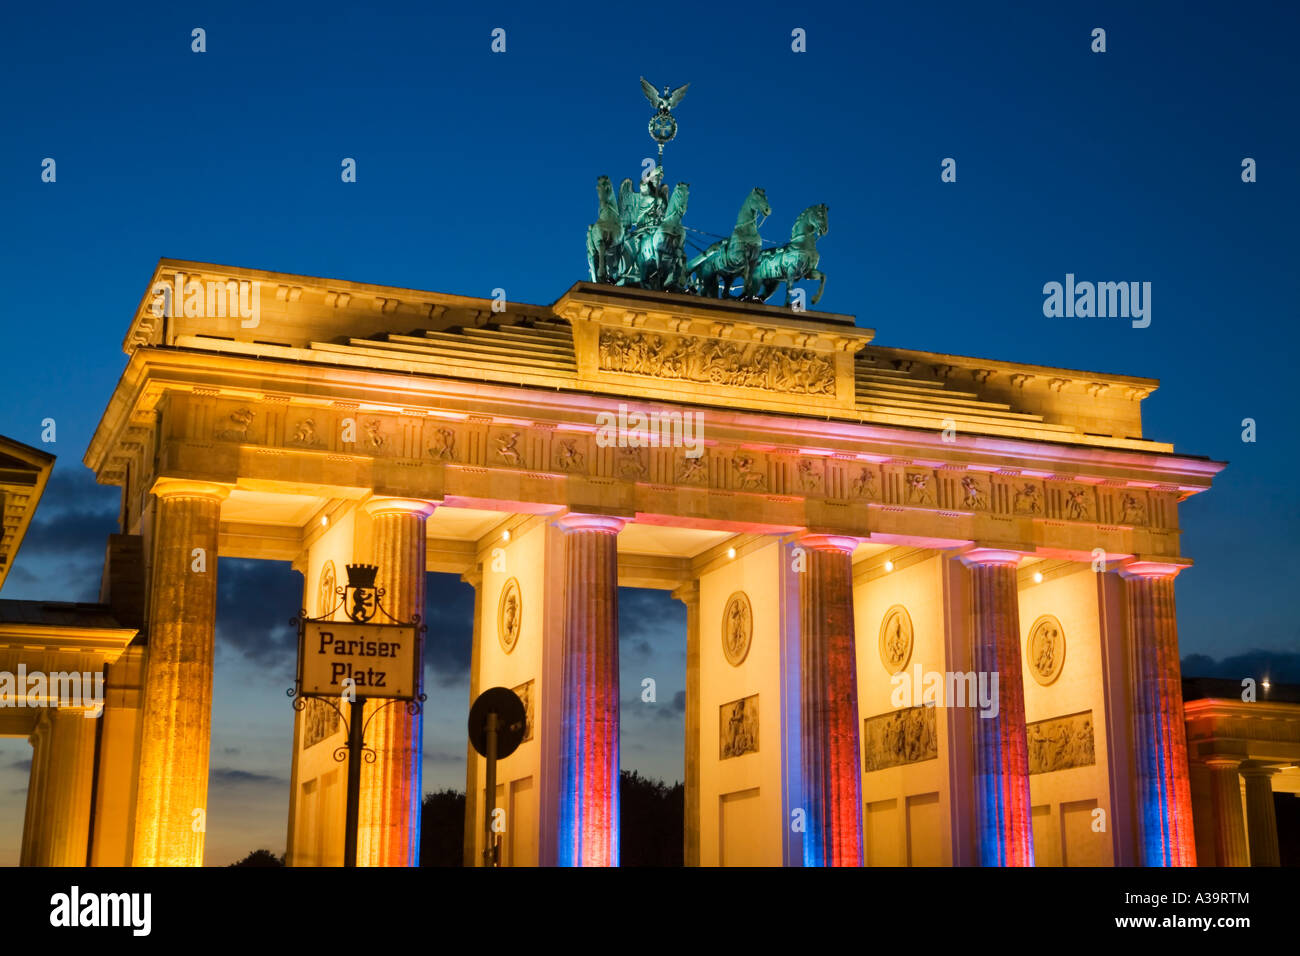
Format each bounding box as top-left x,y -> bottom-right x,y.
290,563 -> 425,867
468,687 -> 526,867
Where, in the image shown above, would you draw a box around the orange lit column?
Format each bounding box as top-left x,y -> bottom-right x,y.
357,496 -> 437,867
133,479 -> 227,867
1202,757 -> 1248,866
556,513 -> 625,867
22,708 -> 99,866
960,548 -> 1034,867
1241,763 -> 1280,867
799,534 -> 863,867
1121,560 -> 1197,866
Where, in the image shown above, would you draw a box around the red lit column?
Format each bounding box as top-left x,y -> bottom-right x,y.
556,513 -> 626,867
799,534 -> 863,867
960,548 -> 1034,867
1121,561 -> 1197,866
357,496 -> 437,867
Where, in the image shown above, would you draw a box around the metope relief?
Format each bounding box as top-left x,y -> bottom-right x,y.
498,578 -> 522,654
1119,492 -> 1147,526
720,694 -> 758,759
494,431 -> 522,468
862,706 -> 937,772
1026,614 -> 1065,686
960,475 -> 988,511
554,438 -> 586,472
1027,710 -> 1095,774
796,458 -> 824,494
677,451 -> 708,484
721,591 -> 753,667
215,407 -> 256,442
905,470 -> 934,505
599,329 -> 835,396
428,426 -> 457,461
1063,485 -> 1093,521
288,417 -> 323,448
1013,481 -> 1043,515
730,452 -> 766,490
849,465 -> 878,499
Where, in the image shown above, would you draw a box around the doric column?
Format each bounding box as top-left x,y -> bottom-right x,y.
1203,757 -> 1249,866
1120,560 -> 1197,866
959,548 -> 1034,867
555,513 -> 625,867
671,580 -> 701,867
24,708 -> 99,865
133,478 -> 227,867
20,711 -> 51,866
1241,763 -> 1280,867
357,496 -> 436,867
798,534 -> 863,867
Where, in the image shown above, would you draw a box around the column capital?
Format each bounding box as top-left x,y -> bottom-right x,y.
362,496 -> 439,519
795,533 -> 859,554
1119,559 -> 1190,580
1240,762 -> 1280,780
554,512 -> 627,534
1202,755 -> 1245,771
150,477 -> 231,501
958,547 -> 1024,569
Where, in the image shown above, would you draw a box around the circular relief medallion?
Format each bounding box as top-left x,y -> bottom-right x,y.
878,605 -> 914,674
497,578 -> 522,654
721,591 -> 753,667
1027,614 -> 1066,686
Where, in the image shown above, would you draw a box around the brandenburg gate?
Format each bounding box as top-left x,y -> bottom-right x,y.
69,254 -> 1224,867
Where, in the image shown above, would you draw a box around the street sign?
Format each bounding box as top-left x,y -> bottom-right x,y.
299,620 -> 418,699
469,687 -> 527,758
468,686 -> 527,867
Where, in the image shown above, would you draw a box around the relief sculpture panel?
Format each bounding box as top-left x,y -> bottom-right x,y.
1026,710 -> 1095,774
599,329 -> 835,395
862,706 -> 938,771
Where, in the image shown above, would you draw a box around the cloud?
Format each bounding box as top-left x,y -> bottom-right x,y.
210,767 -> 287,787
8,759 -> 32,772
1182,649 -> 1300,684
422,750 -> 463,765
670,691 -> 686,713
214,558 -> 301,670
423,576 -> 474,686
19,468 -> 119,555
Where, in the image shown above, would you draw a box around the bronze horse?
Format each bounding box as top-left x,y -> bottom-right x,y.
687,187 -> 770,298
746,203 -> 828,306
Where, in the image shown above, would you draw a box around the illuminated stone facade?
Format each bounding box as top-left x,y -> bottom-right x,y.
10,257 -> 1291,866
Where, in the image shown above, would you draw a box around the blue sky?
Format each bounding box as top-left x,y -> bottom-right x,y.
0,1 -> 1296,863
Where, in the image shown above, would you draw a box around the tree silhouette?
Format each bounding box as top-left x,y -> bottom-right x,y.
620,770 -> 683,866
229,848 -> 285,867
420,788 -> 466,866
